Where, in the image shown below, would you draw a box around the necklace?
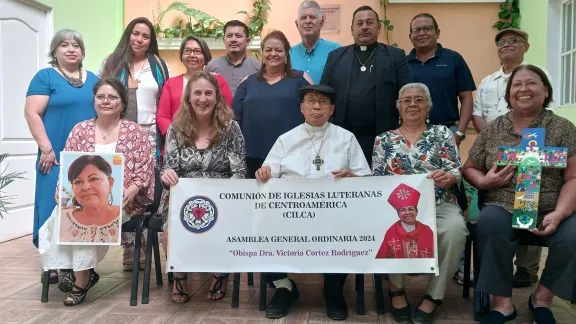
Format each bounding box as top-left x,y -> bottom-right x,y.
304,124 -> 328,170
54,64 -> 83,88
355,48 -> 377,72
96,119 -> 119,141
398,125 -> 426,145
131,60 -> 148,84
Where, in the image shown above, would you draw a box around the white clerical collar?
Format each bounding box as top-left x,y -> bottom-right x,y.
401,222 -> 416,232
303,122 -> 329,132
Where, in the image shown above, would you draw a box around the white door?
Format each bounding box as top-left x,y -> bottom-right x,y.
0,0 -> 53,242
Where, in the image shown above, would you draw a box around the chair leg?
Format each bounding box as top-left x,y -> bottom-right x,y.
463,236 -> 472,298
41,270 -> 50,303
374,274 -> 385,314
168,272 -> 174,284
247,272 -> 254,286
355,274 -> 365,315
231,273 -> 241,308
259,274 -> 267,311
151,230 -> 163,286
142,226 -> 155,304
130,223 -> 144,306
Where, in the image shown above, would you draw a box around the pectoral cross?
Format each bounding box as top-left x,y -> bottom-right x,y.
496,128 -> 568,230
312,155 -> 324,171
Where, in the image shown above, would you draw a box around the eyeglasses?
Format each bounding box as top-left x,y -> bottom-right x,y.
496,37 -> 526,47
95,94 -> 119,102
183,48 -> 203,56
399,97 -> 427,105
410,25 -> 436,34
303,98 -> 331,106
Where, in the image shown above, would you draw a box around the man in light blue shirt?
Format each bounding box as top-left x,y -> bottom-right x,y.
290,0 -> 341,84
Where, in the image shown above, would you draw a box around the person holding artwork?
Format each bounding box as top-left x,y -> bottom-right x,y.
376,183 -> 434,259
25,29 -> 98,284
159,71 -> 247,303
58,155 -> 120,243
463,65 -> 576,324
372,83 -> 467,324
38,78 -> 155,306
157,36 -> 233,145
255,84 -> 371,320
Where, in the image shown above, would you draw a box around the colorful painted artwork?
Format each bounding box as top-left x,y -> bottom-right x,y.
496,128 -> 567,230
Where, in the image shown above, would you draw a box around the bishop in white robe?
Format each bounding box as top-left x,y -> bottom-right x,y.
256,85 -> 371,321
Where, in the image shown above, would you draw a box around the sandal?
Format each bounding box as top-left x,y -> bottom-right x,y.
40,269 -> 59,284
171,275 -> 189,303
122,244 -> 146,271
208,274 -> 229,300
62,270 -> 98,306
58,269 -> 100,293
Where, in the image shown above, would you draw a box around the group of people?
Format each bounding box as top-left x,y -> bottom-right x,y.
24,1 -> 576,323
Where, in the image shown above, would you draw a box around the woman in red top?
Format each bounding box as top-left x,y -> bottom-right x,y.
157,36 -> 233,142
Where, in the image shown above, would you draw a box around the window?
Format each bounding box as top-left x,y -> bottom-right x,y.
561,0 -> 576,105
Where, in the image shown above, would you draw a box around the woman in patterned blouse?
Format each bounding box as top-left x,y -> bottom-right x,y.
463,65 -> 576,324
159,71 -> 247,303
39,78 -> 155,306
372,83 -> 467,324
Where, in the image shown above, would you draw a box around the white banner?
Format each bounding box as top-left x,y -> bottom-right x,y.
167,174 -> 438,274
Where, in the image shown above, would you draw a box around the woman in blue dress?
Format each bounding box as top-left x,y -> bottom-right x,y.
24,29 -> 98,284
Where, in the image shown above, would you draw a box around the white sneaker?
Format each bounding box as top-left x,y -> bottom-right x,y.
454,264 -> 474,285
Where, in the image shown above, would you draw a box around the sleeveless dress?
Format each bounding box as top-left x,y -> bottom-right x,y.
27,68 -> 98,247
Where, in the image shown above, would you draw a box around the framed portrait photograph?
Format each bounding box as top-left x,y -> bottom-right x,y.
56,152 -> 125,245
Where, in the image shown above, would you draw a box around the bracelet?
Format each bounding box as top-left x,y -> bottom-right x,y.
41,148 -> 53,154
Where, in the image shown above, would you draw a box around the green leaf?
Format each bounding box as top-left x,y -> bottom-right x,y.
500,3 -> 506,10
499,11 -> 510,19
262,4 -> 271,10
388,25 -> 394,31
237,10 -> 248,15
511,12 -> 520,20
511,19 -> 520,28
493,21 -> 504,29
384,19 -> 390,26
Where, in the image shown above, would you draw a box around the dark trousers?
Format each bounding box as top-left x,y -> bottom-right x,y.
247,157 -> 288,284
324,274 -> 348,296
476,205 -> 576,300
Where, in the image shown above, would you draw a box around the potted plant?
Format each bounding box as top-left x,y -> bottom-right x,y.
0,153 -> 25,219
161,2 -> 224,39
152,1 -> 167,38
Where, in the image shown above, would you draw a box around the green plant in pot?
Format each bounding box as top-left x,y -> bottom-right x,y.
162,2 -> 225,39
237,0 -> 271,59
0,153 -> 26,219
164,20 -> 183,39
152,1 -> 167,37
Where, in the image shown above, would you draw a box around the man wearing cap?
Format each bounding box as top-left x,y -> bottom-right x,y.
376,183 -> 434,259
472,28 -> 551,288
256,84 -> 371,321
407,13 -> 476,146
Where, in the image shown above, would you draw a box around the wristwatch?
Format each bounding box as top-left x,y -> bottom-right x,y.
455,130 -> 466,140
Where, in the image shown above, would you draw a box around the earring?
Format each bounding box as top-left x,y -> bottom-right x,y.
398,116 -> 402,126
72,198 -> 82,211
426,115 -> 430,124
108,193 -> 113,205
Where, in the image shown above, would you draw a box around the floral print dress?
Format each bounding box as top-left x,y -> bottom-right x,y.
372,124 -> 462,206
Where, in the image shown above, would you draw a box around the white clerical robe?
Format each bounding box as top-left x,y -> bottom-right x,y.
263,122 -> 371,178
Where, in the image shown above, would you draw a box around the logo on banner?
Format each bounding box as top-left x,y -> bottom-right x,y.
180,196 -> 218,233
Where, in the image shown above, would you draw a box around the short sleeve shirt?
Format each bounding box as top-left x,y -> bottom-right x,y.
467,110 -> 576,213
407,44 -> 476,124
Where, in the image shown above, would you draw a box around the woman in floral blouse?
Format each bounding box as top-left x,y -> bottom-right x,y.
39,78 -> 155,306
372,83 -> 467,324
159,71 -> 247,304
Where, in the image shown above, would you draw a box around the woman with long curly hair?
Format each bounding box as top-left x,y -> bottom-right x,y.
159,71 -> 247,303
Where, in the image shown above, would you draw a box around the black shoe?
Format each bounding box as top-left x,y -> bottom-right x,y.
512,270 -> 538,288
528,294 -> 556,323
324,293 -> 348,320
389,290 -> 412,324
479,306 -> 517,323
412,295 -> 442,324
265,279 -> 300,319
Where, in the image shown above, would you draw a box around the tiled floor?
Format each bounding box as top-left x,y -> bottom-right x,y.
0,236 -> 575,323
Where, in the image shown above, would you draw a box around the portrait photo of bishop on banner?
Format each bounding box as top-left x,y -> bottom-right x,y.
376,183 -> 434,259
56,152 -> 124,245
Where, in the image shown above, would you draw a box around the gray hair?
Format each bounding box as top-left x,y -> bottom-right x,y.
396,83 -> 433,109
48,29 -> 85,67
298,0 -> 322,19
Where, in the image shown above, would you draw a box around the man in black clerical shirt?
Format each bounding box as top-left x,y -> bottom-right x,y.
320,5 -> 412,164
319,5 -> 412,320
